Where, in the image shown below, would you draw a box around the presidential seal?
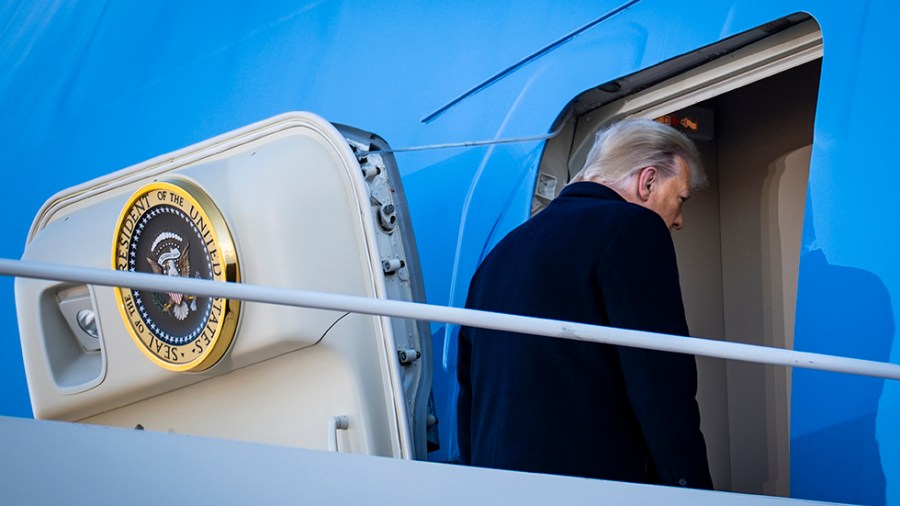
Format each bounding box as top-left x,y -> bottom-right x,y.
112,180 -> 240,372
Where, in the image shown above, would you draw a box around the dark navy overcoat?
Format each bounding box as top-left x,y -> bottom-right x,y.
457,182 -> 712,489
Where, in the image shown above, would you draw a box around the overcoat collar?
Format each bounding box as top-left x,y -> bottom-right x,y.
557,181 -> 625,202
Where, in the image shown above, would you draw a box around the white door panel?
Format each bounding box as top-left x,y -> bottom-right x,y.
16,112 -> 428,458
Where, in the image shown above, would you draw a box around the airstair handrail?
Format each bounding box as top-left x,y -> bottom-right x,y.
2,258 -> 899,381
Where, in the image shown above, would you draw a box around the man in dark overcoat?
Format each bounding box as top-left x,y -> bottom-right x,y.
457,119 -> 713,488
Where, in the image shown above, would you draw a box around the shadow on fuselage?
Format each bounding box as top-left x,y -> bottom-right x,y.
792,247 -> 893,505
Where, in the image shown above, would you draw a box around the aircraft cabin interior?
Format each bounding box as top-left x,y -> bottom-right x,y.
533,16 -> 821,495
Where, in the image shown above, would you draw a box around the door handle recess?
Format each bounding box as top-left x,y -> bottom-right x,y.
328,415 -> 349,452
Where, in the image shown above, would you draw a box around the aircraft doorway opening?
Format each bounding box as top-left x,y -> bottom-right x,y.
534,16 -> 822,496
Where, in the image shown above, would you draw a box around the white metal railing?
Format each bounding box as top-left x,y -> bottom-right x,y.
2,257 -> 900,381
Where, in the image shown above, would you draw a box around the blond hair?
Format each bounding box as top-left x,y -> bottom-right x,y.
573,119 -> 705,193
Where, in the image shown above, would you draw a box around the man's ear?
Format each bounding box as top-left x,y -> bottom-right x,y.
636,166 -> 657,202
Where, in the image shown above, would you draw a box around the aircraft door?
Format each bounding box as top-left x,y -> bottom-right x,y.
15,112 -> 432,459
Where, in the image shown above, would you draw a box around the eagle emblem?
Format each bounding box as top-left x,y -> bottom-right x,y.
114,180 -> 240,371
146,231 -> 196,320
